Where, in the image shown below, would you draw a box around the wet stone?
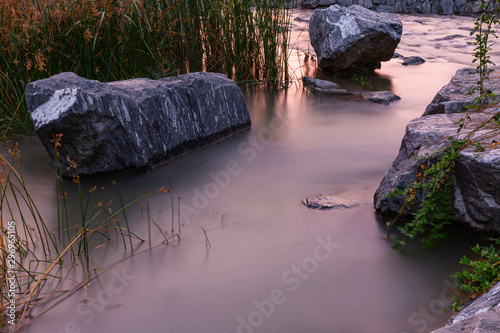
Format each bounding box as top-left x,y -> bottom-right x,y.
302,195 -> 359,209
361,91 -> 401,105
303,76 -> 340,89
402,56 -> 426,66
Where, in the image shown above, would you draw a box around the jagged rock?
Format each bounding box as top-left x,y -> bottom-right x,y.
309,5 -> 402,72
26,72 -> 251,177
374,66 -> 500,232
374,112 -> 500,231
361,91 -> 401,104
431,283 -> 500,333
423,67 -> 500,116
402,56 -> 426,66
303,195 -> 358,209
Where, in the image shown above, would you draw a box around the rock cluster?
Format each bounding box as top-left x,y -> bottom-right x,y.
27,72 -> 251,177
301,0 -> 487,15
374,67 -> 500,232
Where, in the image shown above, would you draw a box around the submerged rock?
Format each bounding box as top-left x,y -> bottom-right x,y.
303,76 -> 340,89
374,67 -> 500,232
26,72 -> 251,177
402,56 -> 425,66
361,91 -> 401,104
309,5 -> 402,72
303,195 -> 358,209
302,76 -> 352,94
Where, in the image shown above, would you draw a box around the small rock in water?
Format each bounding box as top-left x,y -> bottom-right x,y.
302,195 -> 358,209
303,76 -> 339,89
303,76 -> 352,95
402,56 -> 425,66
362,91 -> 401,105
392,52 -> 404,59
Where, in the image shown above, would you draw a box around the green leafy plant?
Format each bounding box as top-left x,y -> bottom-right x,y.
471,0 -> 500,99
386,139 -> 465,250
451,237 -> 500,310
351,73 -> 373,90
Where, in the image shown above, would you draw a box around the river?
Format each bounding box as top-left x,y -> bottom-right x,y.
13,11 -> 499,333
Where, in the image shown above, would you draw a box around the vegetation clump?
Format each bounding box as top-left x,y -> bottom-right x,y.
0,0 -> 291,135
0,138 -> 173,330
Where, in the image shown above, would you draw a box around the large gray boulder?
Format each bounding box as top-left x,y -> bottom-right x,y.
309,5 -> 402,72
374,67 -> 500,232
26,72 -> 251,177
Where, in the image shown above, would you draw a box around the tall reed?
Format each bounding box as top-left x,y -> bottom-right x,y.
0,0 -> 291,135
0,141 -> 163,330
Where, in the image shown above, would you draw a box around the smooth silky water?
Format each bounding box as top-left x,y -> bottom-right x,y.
11,12 -> 497,333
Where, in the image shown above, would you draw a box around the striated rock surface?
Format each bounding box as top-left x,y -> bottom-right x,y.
431,282 -> 500,333
309,5 -> 402,72
424,67 -> 500,116
26,72 -> 251,177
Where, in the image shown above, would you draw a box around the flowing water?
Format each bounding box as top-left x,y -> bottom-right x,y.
10,11 -> 500,333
